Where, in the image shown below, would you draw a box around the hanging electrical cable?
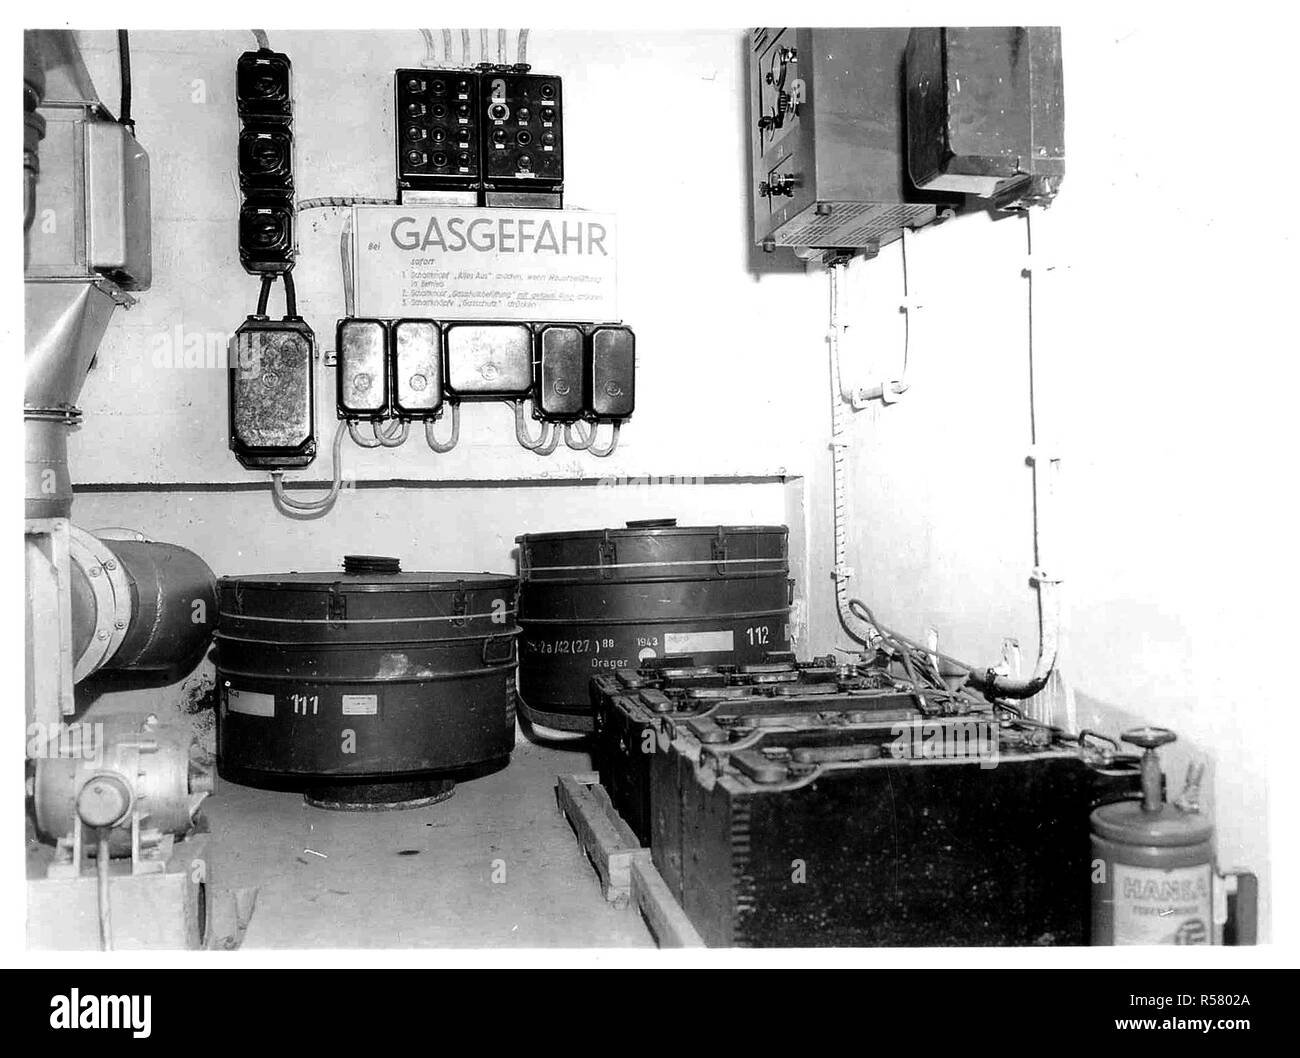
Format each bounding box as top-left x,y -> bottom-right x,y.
419,29 -> 438,68
425,405 -> 460,453
461,30 -> 472,66
374,420 -> 409,447
251,29 -> 270,51
271,419 -> 347,517
586,422 -> 621,458
339,213 -> 355,317
480,29 -> 489,64
348,421 -> 383,448
532,423 -> 560,456
564,420 -> 594,451
965,209 -> 1062,701
517,29 -> 529,65
441,30 -> 453,66
498,29 -> 507,64
116,31 -> 134,134
827,261 -> 880,649
514,402 -> 547,450
255,273 -> 273,316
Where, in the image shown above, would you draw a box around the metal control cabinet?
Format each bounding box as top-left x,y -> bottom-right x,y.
906,27 -> 1065,208
750,28 -> 938,254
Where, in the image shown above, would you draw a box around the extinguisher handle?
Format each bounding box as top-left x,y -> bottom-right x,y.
1223,870 -> 1259,945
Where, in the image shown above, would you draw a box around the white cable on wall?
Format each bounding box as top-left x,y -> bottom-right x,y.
827,261 -> 880,649
829,216 -> 1064,703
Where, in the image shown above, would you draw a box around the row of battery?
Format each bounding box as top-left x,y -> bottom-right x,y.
336,318 -> 635,423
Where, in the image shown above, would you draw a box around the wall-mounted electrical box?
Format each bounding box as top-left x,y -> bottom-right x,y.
237,48 -> 296,274
481,71 -> 563,208
394,67 -> 564,207
395,68 -> 481,203
537,325 -> 585,421
333,318 -> 635,426
750,28 -> 938,256
906,27 -> 1065,208
229,314 -> 316,469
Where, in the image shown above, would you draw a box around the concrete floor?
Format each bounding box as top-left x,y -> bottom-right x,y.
204,743 -> 655,948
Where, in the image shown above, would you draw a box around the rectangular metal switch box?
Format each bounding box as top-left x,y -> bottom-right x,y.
750,28 -> 938,253
906,27 -> 1065,207
229,316 -> 316,469
392,319 -> 444,418
445,323 -> 533,397
537,325 -> 584,420
336,318 -> 389,420
588,326 -> 635,420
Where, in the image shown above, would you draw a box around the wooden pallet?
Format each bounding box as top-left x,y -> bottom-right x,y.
555,773 -> 704,948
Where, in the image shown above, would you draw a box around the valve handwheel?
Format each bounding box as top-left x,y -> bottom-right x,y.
1121,727 -> 1177,752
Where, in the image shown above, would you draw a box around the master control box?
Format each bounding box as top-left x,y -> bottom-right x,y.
750,28 -> 938,255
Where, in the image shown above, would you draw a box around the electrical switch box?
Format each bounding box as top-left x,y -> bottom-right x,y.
229,315 -> 316,469
237,48 -> 295,274
588,326 -> 635,420
238,127 -> 294,192
395,69 -> 481,202
481,71 -> 563,208
445,323 -> 533,398
750,28 -> 938,255
537,325 -> 585,420
906,27 -> 1065,208
392,319 -> 444,419
238,200 -> 295,274
336,318 -> 389,420
236,49 -> 292,121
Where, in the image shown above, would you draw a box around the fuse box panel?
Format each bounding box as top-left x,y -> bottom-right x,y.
395,69 -> 481,200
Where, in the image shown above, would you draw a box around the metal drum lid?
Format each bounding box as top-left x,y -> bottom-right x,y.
217,557 -> 519,643
516,519 -> 788,584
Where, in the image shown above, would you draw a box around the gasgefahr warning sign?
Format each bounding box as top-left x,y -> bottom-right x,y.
351,205 -> 618,322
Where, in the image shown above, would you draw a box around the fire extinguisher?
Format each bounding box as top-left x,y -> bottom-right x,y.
1091,726 -> 1257,945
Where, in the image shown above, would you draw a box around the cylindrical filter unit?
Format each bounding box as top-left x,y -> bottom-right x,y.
214,556 -> 519,808
516,520 -> 792,733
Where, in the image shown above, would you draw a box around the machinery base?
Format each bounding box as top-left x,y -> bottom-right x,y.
27,833 -> 210,950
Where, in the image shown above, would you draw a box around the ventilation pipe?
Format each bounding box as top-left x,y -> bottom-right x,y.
23,31 -> 217,733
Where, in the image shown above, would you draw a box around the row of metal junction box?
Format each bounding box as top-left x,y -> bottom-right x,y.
336,318 -> 635,422
591,653 -> 1144,947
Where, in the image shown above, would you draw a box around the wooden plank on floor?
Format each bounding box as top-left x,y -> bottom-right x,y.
555,774 -> 644,904
631,855 -> 705,948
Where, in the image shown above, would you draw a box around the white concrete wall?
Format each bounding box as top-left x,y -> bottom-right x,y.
70,30 -> 823,485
